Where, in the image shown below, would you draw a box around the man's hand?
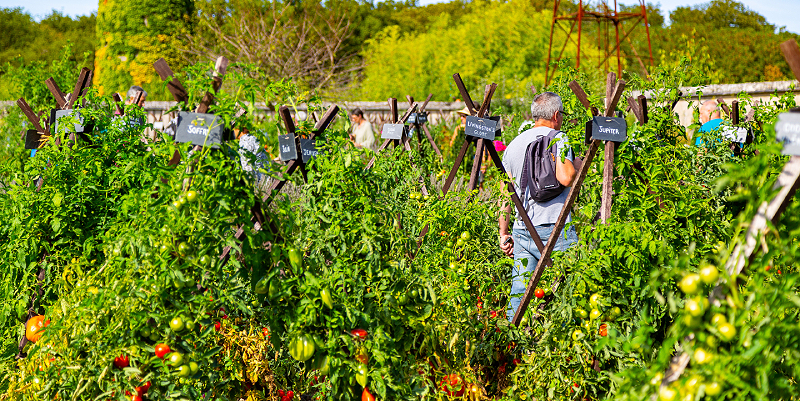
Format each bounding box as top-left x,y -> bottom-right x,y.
499,234 -> 513,257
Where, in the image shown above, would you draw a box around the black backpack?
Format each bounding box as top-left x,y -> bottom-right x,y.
520,129 -> 566,203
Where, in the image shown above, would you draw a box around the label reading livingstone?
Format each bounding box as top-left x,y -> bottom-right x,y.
465,116 -> 498,140
776,112 -> 800,156
175,112 -> 224,147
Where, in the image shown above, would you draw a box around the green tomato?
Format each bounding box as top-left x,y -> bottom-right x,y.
140,327 -> 152,338
679,274 -> 701,295
198,255 -> 211,266
398,294 -> 409,305
177,242 -> 191,257
699,265 -> 719,285
575,308 -> 589,319
288,248 -> 303,271
312,353 -> 330,375
589,293 -> 602,308
189,361 -> 200,374
710,313 -> 726,326
590,309 -> 601,321
320,287 -> 334,309
184,319 -> 195,331
658,386 -> 677,401
460,231 -> 471,241
705,381 -> 722,396
178,195 -> 187,205
176,364 -> 191,377
571,329 -> 584,341
185,190 -> 198,203
254,277 -> 269,295
717,323 -> 736,342
610,306 -> 622,318
456,238 -> 465,247
288,334 -> 316,362
169,352 -> 184,367
355,363 -> 368,387
159,244 -> 169,254
269,280 -> 281,299
693,348 -> 713,364
171,201 -> 182,210
685,299 -> 705,317
169,317 -> 185,332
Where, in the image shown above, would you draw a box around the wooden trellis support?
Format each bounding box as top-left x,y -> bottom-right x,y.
218,104 -> 340,265
414,73 -> 555,262
511,74 -> 627,326
405,94 -> 443,160
14,68 -> 94,360
365,98 -> 419,169
659,37 -> 800,393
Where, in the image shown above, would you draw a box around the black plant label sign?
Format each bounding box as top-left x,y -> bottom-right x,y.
279,134 -> 298,161
175,112 -> 224,147
465,116 -> 499,140
300,138 -> 320,163
591,116 -> 628,142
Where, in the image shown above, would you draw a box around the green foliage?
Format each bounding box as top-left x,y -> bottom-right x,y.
95,0 -> 194,98
0,8 -> 95,100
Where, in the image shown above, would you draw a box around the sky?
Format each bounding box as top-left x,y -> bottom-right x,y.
3,0 -> 799,33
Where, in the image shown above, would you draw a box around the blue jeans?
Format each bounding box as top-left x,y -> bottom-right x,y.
506,224 -> 578,321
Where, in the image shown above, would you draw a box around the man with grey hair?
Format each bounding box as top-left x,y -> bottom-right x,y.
126,85 -> 148,107
499,91 -> 581,321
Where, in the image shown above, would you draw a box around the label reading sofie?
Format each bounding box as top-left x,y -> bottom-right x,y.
465,116 -> 498,140
381,123 -> 405,140
278,134 -> 298,161
591,116 -> 628,142
53,109 -> 87,133
776,112 -> 800,156
175,112 -> 224,147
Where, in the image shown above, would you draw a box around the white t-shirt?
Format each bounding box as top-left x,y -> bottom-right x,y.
352,120 -> 376,151
502,126 -> 574,229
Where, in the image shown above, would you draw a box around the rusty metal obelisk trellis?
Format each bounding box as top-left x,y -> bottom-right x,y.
217,104 -> 340,265
659,39 -> 800,392
511,74 -> 627,326
14,68 -> 96,360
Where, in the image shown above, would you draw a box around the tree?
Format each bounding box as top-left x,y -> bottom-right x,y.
185,0 -> 358,97
94,0 -> 194,98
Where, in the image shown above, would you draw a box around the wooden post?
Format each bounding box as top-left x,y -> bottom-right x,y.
600,76 -> 626,223
511,79 -> 627,326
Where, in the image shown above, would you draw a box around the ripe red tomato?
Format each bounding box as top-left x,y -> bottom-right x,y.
351,328 -> 368,340
214,321 -> 221,331
278,390 -> 285,397
439,373 -> 465,396
154,343 -> 171,359
599,324 -> 608,337
113,354 -> 129,369
135,381 -> 151,395
287,390 -> 294,398
489,310 -> 498,319
362,387 -> 375,401
534,288 -> 545,299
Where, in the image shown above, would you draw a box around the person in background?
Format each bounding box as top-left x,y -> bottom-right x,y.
694,100 -> 723,146
498,92 -> 582,321
449,107 -> 470,147
126,86 -> 147,107
349,108 -> 376,151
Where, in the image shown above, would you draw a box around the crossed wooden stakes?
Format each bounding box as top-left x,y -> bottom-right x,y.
366,98 -> 419,169
510,73 -> 628,326
217,104 -> 340,265
14,67 -> 96,359
658,38 -> 800,392
404,94 -> 443,160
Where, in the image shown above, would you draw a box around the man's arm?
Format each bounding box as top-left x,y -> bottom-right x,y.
555,157 -> 576,186
499,202 -> 514,257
